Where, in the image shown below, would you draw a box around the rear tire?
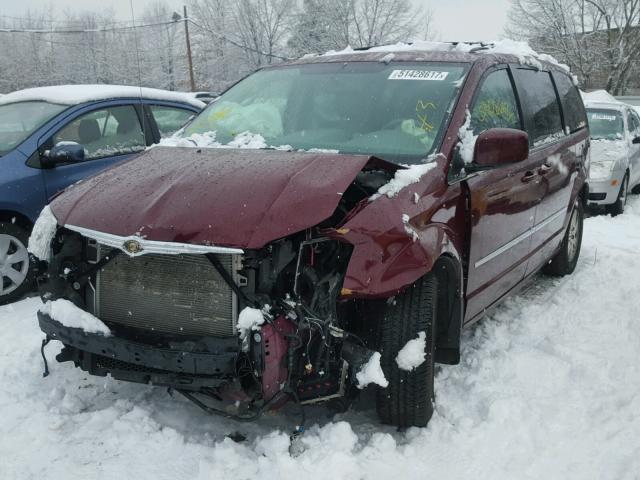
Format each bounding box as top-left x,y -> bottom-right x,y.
0,222 -> 35,305
543,199 -> 583,277
607,174 -> 628,217
376,273 -> 438,428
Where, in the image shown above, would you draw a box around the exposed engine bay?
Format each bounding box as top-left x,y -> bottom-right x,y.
36,161 -> 398,421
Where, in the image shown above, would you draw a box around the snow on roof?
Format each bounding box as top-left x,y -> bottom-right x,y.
582,89 -> 624,108
322,39 -> 570,72
0,84 -> 205,109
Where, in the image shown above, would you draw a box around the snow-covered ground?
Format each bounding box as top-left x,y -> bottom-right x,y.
1,199 -> 640,480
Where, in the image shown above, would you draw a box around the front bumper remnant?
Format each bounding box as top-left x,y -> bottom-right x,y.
38,312 -> 238,390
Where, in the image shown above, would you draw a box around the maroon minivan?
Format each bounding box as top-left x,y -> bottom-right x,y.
34,44 -> 589,428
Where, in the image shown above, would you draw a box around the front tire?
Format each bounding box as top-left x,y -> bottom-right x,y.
543,199 -> 583,277
607,174 -> 628,217
376,273 -> 438,428
0,222 -> 34,305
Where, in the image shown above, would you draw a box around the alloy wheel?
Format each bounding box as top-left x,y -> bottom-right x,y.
0,234 -> 30,296
566,209 -> 580,263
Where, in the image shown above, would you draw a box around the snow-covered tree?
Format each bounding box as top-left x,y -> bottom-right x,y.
507,0 -> 640,94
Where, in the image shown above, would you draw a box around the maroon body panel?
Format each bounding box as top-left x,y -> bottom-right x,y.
332,155 -> 465,298
50,147 -> 374,249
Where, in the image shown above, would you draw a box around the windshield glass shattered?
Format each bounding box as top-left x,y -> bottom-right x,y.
587,108 -> 624,140
0,101 -> 67,155
182,62 -> 468,163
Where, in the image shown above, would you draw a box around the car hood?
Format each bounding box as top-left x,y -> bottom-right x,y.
589,139 -> 627,180
49,147 -> 381,249
590,139 -> 627,163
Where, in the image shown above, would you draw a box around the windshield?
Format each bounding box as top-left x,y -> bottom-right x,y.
182,62 -> 468,163
587,108 -> 624,140
0,101 -> 67,155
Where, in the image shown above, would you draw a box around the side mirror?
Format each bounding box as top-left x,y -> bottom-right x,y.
473,128 -> 529,167
632,136 -> 640,144
42,142 -> 85,168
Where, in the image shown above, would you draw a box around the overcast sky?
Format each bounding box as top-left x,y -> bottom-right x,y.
1,0 -> 511,42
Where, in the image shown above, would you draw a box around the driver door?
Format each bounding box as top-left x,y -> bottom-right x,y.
463,67 -> 543,322
38,104 -> 148,200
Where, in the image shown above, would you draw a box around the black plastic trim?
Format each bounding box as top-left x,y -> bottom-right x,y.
38,312 -> 238,377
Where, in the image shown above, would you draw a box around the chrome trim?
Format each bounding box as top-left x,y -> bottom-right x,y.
65,224 -> 244,257
474,207 -> 566,268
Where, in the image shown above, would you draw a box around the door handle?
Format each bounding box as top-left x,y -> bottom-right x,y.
521,171 -> 537,183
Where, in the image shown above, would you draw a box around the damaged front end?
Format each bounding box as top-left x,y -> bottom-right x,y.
36,153 -> 402,420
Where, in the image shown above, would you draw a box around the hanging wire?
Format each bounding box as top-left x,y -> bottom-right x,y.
186,18 -> 292,61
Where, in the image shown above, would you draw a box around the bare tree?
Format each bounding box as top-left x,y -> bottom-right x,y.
141,2 -> 184,90
231,0 -> 295,67
507,0 -> 640,94
288,0 -> 432,57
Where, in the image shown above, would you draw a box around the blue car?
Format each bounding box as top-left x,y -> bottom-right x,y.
0,85 -> 204,304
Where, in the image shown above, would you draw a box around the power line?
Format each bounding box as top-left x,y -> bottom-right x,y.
0,13 -> 170,26
0,17 -> 292,61
0,19 -> 181,34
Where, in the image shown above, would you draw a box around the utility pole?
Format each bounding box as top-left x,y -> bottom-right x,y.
183,5 -> 196,92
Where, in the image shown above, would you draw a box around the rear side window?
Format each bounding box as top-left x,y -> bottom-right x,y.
513,69 -> 564,146
150,106 -> 194,137
470,69 -> 521,135
52,105 -> 146,160
627,109 -> 640,135
553,72 -> 587,133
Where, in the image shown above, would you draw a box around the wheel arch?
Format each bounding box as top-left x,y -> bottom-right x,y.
0,210 -> 33,232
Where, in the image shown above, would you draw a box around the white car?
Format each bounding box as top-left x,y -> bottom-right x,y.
584,91 -> 640,215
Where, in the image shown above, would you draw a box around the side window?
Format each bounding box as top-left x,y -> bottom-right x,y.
150,106 -> 194,137
513,69 -> 564,146
52,105 -> 145,160
553,71 -> 587,134
626,110 -> 639,135
632,111 -> 640,138
470,69 -> 520,135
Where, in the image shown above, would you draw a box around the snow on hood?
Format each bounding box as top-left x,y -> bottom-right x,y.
156,130 -> 268,150
590,138 -> 627,161
0,85 -> 205,109
371,160 -> 437,200
48,147 -> 380,249
589,139 -> 627,180
582,89 -> 623,107
322,39 -> 569,71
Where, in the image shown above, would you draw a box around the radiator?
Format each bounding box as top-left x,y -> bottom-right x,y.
95,252 -> 239,337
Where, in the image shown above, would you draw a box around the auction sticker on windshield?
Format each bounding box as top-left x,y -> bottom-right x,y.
388,70 -> 449,81
590,113 -> 617,121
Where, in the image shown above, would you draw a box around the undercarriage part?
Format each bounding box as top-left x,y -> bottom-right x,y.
260,315 -> 296,402
297,360 -> 348,405
39,312 -> 238,378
